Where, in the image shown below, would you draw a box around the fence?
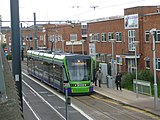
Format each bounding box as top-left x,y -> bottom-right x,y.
133,79 -> 152,96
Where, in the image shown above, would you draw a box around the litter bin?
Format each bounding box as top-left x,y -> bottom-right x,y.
107,76 -> 115,88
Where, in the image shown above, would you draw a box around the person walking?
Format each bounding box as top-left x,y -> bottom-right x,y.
95,68 -> 103,87
115,72 -> 122,90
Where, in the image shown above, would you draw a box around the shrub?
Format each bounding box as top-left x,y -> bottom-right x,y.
121,72 -> 135,91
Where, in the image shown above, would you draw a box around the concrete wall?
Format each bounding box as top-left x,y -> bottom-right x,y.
0,49 -> 23,120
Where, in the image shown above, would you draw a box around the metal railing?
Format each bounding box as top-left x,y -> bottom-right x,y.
133,79 -> 152,96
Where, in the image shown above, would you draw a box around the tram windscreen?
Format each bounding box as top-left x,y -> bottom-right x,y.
66,58 -> 91,81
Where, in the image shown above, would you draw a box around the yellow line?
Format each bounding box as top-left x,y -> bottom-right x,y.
90,95 -> 119,105
123,106 -> 160,119
91,95 -> 160,119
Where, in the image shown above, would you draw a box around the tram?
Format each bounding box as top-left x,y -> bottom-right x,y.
27,50 -> 94,95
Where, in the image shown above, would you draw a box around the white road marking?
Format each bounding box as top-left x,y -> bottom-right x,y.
23,72 -> 93,120
23,96 -> 41,120
30,90 -> 37,96
39,91 -> 48,94
47,94 -> 55,97
23,79 -> 65,120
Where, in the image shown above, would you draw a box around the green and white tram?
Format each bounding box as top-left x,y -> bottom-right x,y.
27,50 -> 94,95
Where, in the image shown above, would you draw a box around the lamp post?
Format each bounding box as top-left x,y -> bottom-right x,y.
27,33 -> 31,50
91,40 -> 98,70
80,39 -> 85,55
89,33 -> 98,69
110,39 -> 115,78
61,40 -> 64,52
150,28 -> 158,111
134,41 -> 139,98
70,40 -> 74,53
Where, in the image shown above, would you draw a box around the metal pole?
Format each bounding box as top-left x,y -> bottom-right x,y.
111,40 -> 114,77
62,40 -> 64,52
20,23 -> 24,61
152,31 -> 158,111
10,0 -> 22,110
33,12 -> 37,50
94,42 -> 96,69
71,41 -> 74,53
81,40 -> 85,55
28,33 -> 31,50
135,44 -> 138,98
65,88 -> 68,120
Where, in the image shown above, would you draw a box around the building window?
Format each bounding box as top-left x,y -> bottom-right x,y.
128,30 -> 135,51
90,33 -> 100,42
145,57 -> 150,69
96,53 -> 100,61
56,35 -> 62,41
101,33 -> 106,42
9,36 -> 11,41
116,56 -> 122,65
108,32 -> 114,42
107,54 -> 112,63
39,35 -> 43,41
116,32 -> 122,42
70,34 -> 77,41
145,31 -> 149,42
101,53 -> 107,62
156,30 -> 160,42
156,58 -> 160,70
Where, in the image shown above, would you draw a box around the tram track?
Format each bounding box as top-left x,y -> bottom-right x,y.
72,93 -> 159,120
22,61 -> 160,120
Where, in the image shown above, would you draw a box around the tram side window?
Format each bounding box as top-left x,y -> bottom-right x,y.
43,62 -> 49,79
37,60 -> 43,77
34,59 -> 39,74
54,64 -> 63,81
27,57 -> 32,69
49,63 -> 54,83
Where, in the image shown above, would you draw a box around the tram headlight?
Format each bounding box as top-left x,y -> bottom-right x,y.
70,84 -> 77,87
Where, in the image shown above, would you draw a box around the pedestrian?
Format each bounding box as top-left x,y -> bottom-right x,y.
115,72 -> 122,90
95,68 -> 103,87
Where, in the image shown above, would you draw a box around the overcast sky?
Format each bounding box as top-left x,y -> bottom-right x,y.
0,0 -> 160,26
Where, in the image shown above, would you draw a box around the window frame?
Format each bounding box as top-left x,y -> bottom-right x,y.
156,58 -> 160,70
70,34 -> 77,41
108,32 -> 114,42
145,31 -> 150,42
128,30 -> 135,51
116,32 -> 122,42
101,32 -> 106,42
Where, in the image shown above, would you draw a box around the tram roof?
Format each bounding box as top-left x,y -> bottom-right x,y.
27,50 -> 90,60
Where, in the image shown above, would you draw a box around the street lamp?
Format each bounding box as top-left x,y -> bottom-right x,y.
70,40 -> 74,53
110,39 -> 115,79
150,28 -> 158,111
61,40 -> 65,53
27,33 -> 32,50
91,39 -> 98,70
133,41 -> 139,98
89,33 -> 98,69
80,39 -> 85,54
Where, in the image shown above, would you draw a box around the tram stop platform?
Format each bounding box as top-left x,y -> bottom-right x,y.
93,83 -> 160,117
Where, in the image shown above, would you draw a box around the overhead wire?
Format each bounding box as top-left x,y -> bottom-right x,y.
63,0 -> 145,20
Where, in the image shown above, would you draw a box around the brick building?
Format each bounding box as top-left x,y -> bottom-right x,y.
5,5 -> 160,79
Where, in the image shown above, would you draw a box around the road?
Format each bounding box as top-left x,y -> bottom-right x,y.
22,61 -> 159,120
22,72 -> 90,120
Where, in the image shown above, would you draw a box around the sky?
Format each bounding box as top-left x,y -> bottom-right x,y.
0,0 -> 160,26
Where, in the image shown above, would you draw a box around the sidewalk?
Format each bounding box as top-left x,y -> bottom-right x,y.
94,83 -> 160,117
